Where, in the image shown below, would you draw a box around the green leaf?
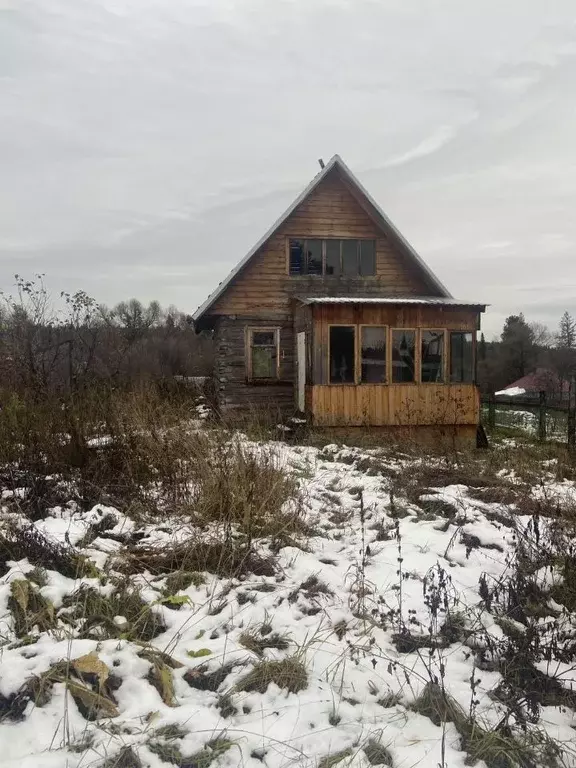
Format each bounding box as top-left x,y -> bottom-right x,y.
195,629 -> 206,640
187,648 -> 212,658
161,595 -> 192,607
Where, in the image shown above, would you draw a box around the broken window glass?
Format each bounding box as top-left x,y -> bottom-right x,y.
289,239 -> 305,275
361,326 -> 386,383
330,326 -> 355,383
421,330 -> 445,383
391,330 -> 416,383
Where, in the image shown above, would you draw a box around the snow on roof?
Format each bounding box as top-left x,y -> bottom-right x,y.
495,386 -> 526,397
503,369 -> 570,394
193,154 -> 455,323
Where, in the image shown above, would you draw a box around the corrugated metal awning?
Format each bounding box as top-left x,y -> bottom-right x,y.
296,296 -> 487,309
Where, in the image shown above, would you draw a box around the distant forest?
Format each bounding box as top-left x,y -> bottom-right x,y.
478,311 -> 576,394
0,276 -> 212,396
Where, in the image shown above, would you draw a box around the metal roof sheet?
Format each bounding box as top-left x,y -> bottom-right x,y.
192,155 -> 454,323
296,296 -> 487,308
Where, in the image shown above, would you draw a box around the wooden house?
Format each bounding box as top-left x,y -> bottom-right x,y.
193,155 -> 486,447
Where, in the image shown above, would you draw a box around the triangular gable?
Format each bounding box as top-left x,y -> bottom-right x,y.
192,155 -> 451,323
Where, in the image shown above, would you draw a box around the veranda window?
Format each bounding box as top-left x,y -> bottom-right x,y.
391,330 -> 416,383
330,326 -> 355,383
450,332 -> 474,383
361,326 -> 386,383
421,330 -> 445,383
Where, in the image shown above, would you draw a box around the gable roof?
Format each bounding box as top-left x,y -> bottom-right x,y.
192,154 -> 452,324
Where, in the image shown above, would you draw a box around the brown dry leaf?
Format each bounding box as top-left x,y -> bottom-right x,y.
67,680 -> 119,719
148,660 -> 177,707
73,651 -> 109,689
10,580 -> 30,613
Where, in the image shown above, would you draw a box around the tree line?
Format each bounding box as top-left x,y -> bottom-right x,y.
478,311 -> 576,395
0,275 -> 212,397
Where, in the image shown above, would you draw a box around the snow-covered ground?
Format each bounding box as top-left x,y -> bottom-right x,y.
1,439 -> 575,768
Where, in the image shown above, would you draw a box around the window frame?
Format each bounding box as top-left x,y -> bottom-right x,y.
287,238 -> 376,277
359,324 -> 388,384
420,329 -> 447,384
449,330 -> 476,384
246,327 -> 281,382
323,326 -> 478,387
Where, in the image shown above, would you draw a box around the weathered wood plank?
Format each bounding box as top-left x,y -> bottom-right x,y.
310,384 -> 479,427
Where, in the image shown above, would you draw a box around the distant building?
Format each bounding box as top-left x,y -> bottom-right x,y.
496,368 -> 570,401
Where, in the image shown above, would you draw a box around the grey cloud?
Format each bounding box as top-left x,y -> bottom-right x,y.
1,0 -> 576,336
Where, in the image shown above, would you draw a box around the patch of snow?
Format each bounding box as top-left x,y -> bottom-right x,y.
495,386 -> 526,396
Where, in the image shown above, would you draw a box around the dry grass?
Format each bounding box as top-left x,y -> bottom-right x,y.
62,582 -> 166,642
189,439 -> 306,537
410,683 -> 564,768
238,627 -> 290,657
236,656 -> 307,695
318,749 -> 353,768
0,523 -> 97,579
119,536 -> 276,579
8,579 -> 56,638
103,747 -> 142,768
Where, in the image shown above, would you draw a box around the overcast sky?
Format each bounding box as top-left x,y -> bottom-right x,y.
1,0 -> 576,337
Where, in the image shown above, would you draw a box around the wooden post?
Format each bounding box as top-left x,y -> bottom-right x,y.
538,390 -> 546,443
488,394 -> 496,431
568,376 -> 576,451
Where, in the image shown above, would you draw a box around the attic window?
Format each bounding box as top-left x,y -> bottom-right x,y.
289,239 -> 376,276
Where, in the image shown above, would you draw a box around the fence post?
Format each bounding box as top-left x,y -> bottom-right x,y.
568,376 -> 576,451
488,394 -> 496,431
538,390 -> 546,443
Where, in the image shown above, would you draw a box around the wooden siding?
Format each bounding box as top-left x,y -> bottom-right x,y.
209,169 -> 432,318
308,301 -> 481,428
213,316 -> 294,415
309,384 -> 479,427
314,303 -> 478,330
